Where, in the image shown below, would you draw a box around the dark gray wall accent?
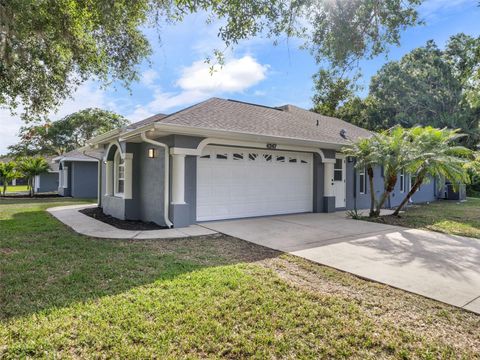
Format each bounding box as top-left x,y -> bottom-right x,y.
137,142 -> 165,225
158,134 -> 205,149
71,162 -> 98,198
38,172 -> 59,193
323,196 -> 336,212
312,153 -> 325,213
323,149 -> 336,159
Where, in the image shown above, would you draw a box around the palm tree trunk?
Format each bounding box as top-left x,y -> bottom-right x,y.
2,183 -> 6,196
375,174 -> 397,216
393,177 -> 424,216
29,177 -> 34,197
367,166 -> 376,217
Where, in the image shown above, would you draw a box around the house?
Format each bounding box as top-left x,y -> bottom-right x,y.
33,157 -> 59,193
54,149 -> 103,198
86,98 -> 440,228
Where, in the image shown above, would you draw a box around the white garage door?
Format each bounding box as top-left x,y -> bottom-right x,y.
197,145 -> 313,221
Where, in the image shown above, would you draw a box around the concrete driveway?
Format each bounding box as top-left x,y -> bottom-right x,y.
201,212 -> 480,314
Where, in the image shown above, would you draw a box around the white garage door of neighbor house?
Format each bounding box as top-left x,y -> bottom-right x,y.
197,145 -> 313,221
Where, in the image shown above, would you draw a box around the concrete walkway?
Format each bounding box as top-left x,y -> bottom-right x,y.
47,204 -> 217,239
202,212 -> 480,314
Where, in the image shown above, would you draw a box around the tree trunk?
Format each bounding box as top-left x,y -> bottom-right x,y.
367,166 -> 376,217
375,174 -> 397,216
2,183 -> 6,196
29,177 -> 34,197
393,176 -> 424,216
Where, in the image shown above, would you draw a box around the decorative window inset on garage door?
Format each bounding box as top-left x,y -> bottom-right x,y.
216,153 -> 228,160
334,158 -> 343,181
263,154 -> 272,162
248,153 -> 258,161
276,155 -> 285,162
233,153 -> 244,160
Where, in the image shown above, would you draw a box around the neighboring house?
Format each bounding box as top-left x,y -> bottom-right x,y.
54,149 -> 103,198
86,98 -> 442,228
34,157 -> 59,193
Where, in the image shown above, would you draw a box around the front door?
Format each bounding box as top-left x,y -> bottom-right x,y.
333,155 -> 346,208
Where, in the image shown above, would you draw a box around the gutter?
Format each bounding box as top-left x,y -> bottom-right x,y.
140,132 -> 173,228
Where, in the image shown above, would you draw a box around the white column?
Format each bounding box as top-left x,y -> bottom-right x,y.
123,154 -> 133,199
171,154 -> 186,204
105,161 -> 113,196
324,161 -> 335,197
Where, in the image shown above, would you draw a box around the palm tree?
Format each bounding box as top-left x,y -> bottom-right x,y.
18,157 -> 50,197
343,136 -> 383,217
373,126 -> 413,216
0,161 -> 18,196
392,127 -> 472,216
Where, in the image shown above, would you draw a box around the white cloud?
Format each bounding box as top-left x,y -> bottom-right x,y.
128,55 -> 269,120
0,81 -> 113,154
419,0 -> 471,18
141,69 -> 159,87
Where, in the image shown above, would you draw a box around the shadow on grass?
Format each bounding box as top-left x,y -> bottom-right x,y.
0,207 -> 280,321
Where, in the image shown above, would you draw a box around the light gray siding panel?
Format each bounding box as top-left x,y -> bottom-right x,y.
37,173 -> 59,193
71,162 -> 98,198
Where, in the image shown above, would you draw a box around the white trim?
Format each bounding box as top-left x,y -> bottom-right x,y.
399,170 -> 405,193
114,149 -> 125,197
171,154 -> 186,204
359,167 -> 367,195
171,138 -> 337,163
56,157 -> 98,163
103,140 -> 124,162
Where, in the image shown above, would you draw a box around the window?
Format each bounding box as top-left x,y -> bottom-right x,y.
263,154 -> 272,162
233,153 -> 244,160
216,153 -> 228,160
410,174 -> 420,191
334,158 -> 343,181
276,155 -> 285,162
359,168 -> 367,194
399,170 -> 405,193
288,157 -> 297,163
248,153 -> 258,161
114,150 -> 124,195
200,154 -> 210,159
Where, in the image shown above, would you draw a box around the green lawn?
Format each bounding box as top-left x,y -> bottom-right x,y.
364,198 -> 480,239
4,185 -> 29,193
1,198 -> 479,358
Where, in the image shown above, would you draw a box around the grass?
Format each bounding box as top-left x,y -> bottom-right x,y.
364,198 -> 480,239
1,198 -> 479,358
3,185 -> 29,193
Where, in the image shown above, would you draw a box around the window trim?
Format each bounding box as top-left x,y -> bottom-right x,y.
399,170 -> 405,193
114,149 -> 125,197
359,167 -> 367,195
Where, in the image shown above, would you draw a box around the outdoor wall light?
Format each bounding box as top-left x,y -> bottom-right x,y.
148,148 -> 155,158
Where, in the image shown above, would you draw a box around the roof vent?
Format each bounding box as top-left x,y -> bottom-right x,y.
340,129 -> 347,139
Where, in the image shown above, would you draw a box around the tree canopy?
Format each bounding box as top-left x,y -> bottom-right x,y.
317,34 -> 480,149
8,108 -> 129,157
0,0 -> 422,121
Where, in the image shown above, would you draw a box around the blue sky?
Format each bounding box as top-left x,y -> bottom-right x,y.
1,0 -> 479,153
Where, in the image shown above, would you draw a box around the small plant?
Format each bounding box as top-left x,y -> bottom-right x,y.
346,208 -> 361,219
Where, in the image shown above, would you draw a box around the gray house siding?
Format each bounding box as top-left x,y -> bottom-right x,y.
71,162 -> 98,198
37,172 -> 59,193
312,154 -> 325,213
346,164 -> 438,211
100,135 -> 203,227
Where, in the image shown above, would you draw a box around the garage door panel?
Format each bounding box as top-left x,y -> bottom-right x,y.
197,146 -> 313,221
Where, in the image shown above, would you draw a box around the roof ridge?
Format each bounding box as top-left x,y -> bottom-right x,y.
226,98 -> 284,111
156,97 -> 220,122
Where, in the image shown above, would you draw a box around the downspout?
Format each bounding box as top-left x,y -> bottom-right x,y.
81,150 -> 102,207
140,132 -> 174,228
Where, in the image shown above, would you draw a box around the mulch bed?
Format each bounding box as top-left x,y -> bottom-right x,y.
79,206 -> 168,230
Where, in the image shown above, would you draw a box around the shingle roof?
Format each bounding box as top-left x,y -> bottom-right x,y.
126,113 -> 167,130
57,149 -> 103,161
154,98 -> 370,145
